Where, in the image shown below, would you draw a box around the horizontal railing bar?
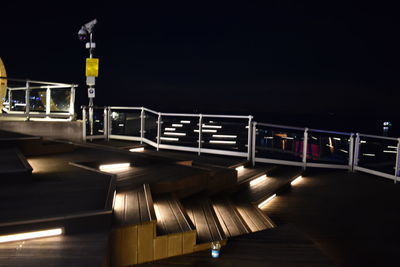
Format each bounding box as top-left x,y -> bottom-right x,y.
160,112 -> 199,117
308,128 -> 352,136
305,162 -> 349,169
354,166 -> 397,181
358,133 -> 398,141
256,122 -> 305,131
9,85 -> 73,90
143,107 -> 159,114
202,114 -> 251,119
255,157 -> 304,166
2,112 -> 72,118
109,106 -> 142,111
0,77 -> 77,87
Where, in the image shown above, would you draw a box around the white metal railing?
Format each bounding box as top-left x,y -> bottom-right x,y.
1,77 -> 77,120
82,106 -> 400,183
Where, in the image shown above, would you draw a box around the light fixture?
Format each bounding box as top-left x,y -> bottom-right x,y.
160,137 -> 179,141
250,174 -> 267,186
180,120 -> 191,124
172,124 -> 183,127
258,194 -> 276,208
165,128 -> 176,131
194,129 -> 217,133
99,163 -> 130,172
210,140 -> 236,144
212,134 -> 237,138
0,228 -> 63,243
235,165 -> 244,171
202,124 -> 222,129
164,132 -> 186,136
129,147 -> 144,152
290,176 -> 303,185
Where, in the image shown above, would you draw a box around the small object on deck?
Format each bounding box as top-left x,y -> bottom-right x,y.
211,241 -> 221,258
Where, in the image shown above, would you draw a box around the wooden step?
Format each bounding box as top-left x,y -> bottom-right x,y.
152,194 -> 197,260
234,202 -> 275,232
233,166 -> 303,205
236,164 -> 275,184
183,197 -> 226,250
0,148 -> 32,183
211,197 -> 250,238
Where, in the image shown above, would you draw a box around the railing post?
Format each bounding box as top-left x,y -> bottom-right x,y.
302,128 -> 308,170
46,86 -> 51,117
82,107 -> 87,142
394,138 -> 400,184
69,86 -> 76,120
247,116 -> 253,161
353,133 -> 360,169
252,121 -> 257,166
198,114 -> 203,155
25,81 -> 30,121
348,133 -> 355,172
157,113 -> 161,151
107,107 -> 112,140
103,107 -> 108,140
140,107 -> 145,144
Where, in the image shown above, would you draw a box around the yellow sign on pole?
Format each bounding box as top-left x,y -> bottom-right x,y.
86,58 -> 99,77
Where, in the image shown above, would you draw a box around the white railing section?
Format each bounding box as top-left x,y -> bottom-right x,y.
1,78 -> 77,121
82,106 -> 400,183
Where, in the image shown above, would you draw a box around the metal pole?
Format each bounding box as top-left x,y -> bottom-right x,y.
88,32 -> 94,136
69,86 -> 76,120
348,133 -> 355,172
394,138 -> 400,184
247,116 -> 253,161
198,114 -> 203,155
82,107 -> 87,142
107,107 -> 112,140
25,81 -> 30,121
46,86 -> 51,117
302,128 -> 308,170
353,133 -> 360,169
252,121 -> 257,166
157,113 -> 161,151
140,107 -> 145,144
103,107 -> 108,140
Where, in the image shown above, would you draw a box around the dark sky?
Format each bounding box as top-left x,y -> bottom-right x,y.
1,1 -> 400,119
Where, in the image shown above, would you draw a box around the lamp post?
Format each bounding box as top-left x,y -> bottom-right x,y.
78,19 -> 98,136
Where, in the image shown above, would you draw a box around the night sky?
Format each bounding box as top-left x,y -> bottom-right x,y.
1,1 -> 400,130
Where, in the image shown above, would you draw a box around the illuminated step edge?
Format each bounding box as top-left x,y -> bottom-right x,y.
194,129 -> 217,133
235,165 -> 244,171
99,163 -> 130,172
180,120 -> 191,124
202,124 -> 222,129
164,132 -> 186,136
165,127 -> 176,131
290,176 -> 303,186
209,140 -> 236,144
0,228 -> 63,244
172,124 -> 183,127
250,174 -> 267,186
258,194 -> 276,208
129,147 -> 144,152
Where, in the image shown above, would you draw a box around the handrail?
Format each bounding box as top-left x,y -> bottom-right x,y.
308,128 -> 352,136
358,133 -> 398,141
257,122 -> 305,131
0,77 -> 77,87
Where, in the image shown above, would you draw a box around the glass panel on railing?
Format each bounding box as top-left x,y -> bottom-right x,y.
255,125 -> 304,162
200,118 -> 249,153
357,136 -> 397,175
110,109 -> 141,137
85,108 -> 105,136
144,111 -> 158,143
50,88 -> 71,112
159,116 -> 199,148
306,131 -> 351,165
9,90 -> 26,111
29,89 -> 47,112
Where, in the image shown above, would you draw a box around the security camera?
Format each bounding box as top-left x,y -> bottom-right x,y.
78,26 -> 88,41
78,19 -> 97,41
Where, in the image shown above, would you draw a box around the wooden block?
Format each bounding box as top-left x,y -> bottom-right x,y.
167,233 -> 182,257
138,222 -> 155,263
182,230 -> 196,254
121,225 -> 138,266
153,235 -> 168,260
110,228 -> 122,267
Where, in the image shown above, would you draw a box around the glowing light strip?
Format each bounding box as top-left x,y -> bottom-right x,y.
360,140 -> 366,144
129,147 -> 144,152
118,124 -> 124,127
165,128 -> 176,131
264,137 -> 273,139
202,124 -> 222,129
326,144 -> 334,148
210,140 -> 236,144
160,137 -> 179,141
311,136 -> 318,140
340,149 -> 348,153
235,165 -> 244,171
281,137 -> 294,140
258,194 -> 276,208
0,228 -> 63,243
362,153 -> 375,157
383,150 -> 397,154
194,129 -> 217,133
333,137 -> 341,141
172,124 -> 183,127
164,132 -> 186,136
99,163 -> 130,171
388,146 -> 397,149
290,176 -> 303,185
212,134 -> 237,138
250,174 -> 267,186
180,120 -> 191,124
